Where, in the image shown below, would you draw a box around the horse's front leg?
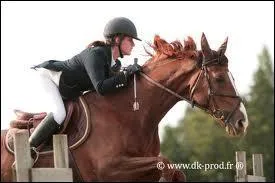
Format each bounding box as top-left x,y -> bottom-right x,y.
97,156 -> 166,181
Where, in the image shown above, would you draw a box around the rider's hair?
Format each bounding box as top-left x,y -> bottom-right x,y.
86,35 -> 122,48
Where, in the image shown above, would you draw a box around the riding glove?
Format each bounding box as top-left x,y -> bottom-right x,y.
123,64 -> 142,78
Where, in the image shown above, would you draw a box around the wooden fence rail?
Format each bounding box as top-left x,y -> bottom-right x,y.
13,132 -> 73,182
235,151 -> 265,182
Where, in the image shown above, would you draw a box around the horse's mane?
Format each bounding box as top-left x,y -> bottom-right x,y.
145,35 -> 199,62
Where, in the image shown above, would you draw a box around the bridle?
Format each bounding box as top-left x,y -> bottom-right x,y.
140,55 -> 242,126
189,56 -> 242,125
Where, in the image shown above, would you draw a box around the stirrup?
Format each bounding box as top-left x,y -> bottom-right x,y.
11,147 -> 39,169
30,147 -> 39,166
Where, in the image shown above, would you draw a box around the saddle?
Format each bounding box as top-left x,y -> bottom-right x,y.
5,96 -> 91,154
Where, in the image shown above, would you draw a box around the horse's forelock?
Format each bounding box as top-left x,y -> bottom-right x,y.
184,36 -> 196,51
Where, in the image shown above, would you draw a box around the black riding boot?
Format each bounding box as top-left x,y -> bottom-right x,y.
29,112 -> 61,148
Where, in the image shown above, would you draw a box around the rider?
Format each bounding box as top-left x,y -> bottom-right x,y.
29,17 -> 142,149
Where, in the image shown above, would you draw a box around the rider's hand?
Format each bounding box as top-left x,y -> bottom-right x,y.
124,64 -> 142,77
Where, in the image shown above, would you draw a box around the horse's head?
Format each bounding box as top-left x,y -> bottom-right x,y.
142,33 -> 248,137
189,33 -> 249,136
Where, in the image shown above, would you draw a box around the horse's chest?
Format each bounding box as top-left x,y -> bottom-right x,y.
122,130 -> 157,156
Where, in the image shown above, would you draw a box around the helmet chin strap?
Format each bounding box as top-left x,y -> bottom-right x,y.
118,35 -> 124,58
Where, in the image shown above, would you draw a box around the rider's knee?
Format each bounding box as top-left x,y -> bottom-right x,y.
52,107 -> 66,124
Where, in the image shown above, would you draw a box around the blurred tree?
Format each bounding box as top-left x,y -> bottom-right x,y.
244,46 -> 274,181
161,107 -> 243,181
160,47 -> 274,181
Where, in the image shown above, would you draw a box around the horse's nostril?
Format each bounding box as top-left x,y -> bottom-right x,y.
237,119 -> 244,129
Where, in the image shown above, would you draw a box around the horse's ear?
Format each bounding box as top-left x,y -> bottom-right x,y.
201,32 -> 212,57
218,37 -> 228,55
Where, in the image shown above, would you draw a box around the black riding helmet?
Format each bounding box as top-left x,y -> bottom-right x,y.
104,17 -> 141,58
104,17 -> 141,41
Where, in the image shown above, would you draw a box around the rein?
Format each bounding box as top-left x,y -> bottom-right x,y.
140,72 -> 189,102
139,71 -> 210,114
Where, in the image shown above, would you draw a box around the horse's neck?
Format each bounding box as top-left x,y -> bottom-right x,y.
139,58 -> 199,128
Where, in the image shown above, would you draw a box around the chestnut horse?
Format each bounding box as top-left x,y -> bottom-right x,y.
1,33 -> 249,181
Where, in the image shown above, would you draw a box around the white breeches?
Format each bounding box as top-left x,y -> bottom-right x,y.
35,68 -> 66,124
